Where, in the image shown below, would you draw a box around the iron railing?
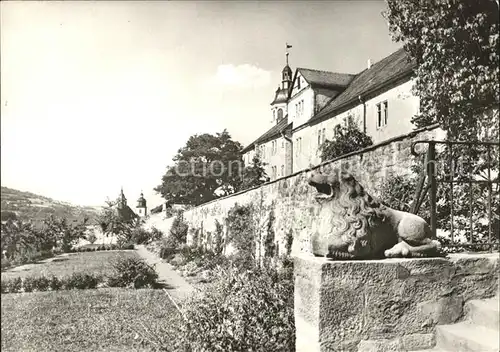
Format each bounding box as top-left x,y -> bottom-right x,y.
410,140 -> 500,250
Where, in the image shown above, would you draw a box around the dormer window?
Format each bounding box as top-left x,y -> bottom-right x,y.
297,77 -> 301,90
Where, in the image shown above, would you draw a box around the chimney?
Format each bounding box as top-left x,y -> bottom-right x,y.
367,59 -> 372,69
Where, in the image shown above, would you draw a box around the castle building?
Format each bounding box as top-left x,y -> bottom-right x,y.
242,47 -> 419,179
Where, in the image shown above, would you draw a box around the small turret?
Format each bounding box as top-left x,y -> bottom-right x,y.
135,191 -> 147,217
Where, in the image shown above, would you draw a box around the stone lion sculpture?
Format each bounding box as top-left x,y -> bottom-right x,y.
308,169 -> 441,259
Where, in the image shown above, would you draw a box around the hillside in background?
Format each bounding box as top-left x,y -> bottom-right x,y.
1,186 -> 102,224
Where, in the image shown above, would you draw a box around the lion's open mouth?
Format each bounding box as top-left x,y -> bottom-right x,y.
310,182 -> 333,196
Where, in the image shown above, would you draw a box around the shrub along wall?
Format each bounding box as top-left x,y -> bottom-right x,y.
145,125 -> 442,259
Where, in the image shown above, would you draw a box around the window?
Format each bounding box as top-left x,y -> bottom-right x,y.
301,100 -> 304,115
273,110 -> 275,122
322,128 -> 326,144
281,165 -> 284,176
297,77 -> 301,90
277,108 -> 283,121
376,101 -> 388,128
272,166 -> 277,180
383,101 -> 388,126
318,130 -> 322,146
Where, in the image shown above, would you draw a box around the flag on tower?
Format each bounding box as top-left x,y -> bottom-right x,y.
286,43 -> 292,49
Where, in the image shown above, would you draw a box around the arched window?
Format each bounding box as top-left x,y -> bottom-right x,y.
277,108 -> 283,121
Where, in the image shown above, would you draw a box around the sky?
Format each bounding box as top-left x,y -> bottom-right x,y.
1,1 -> 401,207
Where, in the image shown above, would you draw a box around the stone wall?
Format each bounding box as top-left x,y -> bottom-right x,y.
294,253 -> 499,352
145,124 -> 442,257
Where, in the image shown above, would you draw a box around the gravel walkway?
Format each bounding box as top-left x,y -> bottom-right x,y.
135,245 -> 194,302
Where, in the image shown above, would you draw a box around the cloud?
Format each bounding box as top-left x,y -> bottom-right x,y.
207,64 -> 271,89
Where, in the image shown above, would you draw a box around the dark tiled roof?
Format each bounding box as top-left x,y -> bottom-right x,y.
310,48 -> 415,123
242,116 -> 290,153
314,87 -> 340,98
298,68 -> 356,88
271,88 -> 289,105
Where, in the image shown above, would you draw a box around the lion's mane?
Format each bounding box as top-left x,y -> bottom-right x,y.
318,173 -> 387,257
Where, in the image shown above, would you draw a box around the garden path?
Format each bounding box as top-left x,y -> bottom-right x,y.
135,245 -> 194,303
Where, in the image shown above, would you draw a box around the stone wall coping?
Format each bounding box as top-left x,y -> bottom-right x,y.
293,252 -> 499,265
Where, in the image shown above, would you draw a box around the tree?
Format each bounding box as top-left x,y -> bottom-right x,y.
155,130 -> 244,206
1,219 -> 38,260
1,211 -> 18,222
42,215 -> 88,252
319,119 -> 373,162
385,0 -> 499,249
385,0 -> 499,140
95,200 -> 141,246
240,156 -> 269,190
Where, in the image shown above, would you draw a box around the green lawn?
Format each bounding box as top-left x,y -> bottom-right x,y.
1,288 -> 182,352
1,251 -> 139,280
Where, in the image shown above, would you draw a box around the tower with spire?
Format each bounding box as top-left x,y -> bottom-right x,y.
117,187 -> 127,209
270,43 -> 293,125
135,191 -> 147,217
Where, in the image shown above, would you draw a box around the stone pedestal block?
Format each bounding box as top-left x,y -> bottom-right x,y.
294,253 -> 498,352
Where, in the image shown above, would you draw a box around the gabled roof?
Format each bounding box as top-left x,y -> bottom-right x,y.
242,116 -> 291,153
314,87 -> 341,98
297,68 -> 356,88
309,48 -> 416,124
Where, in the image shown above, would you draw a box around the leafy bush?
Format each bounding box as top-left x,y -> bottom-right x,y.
226,203 -> 256,268
378,166 -> 426,215
31,276 -> 51,291
119,243 -> 135,250
22,276 -> 36,292
1,258 -> 11,271
7,277 -> 22,293
49,275 -> 63,290
131,228 -> 152,245
169,212 -> 188,245
159,235 -> 181,260
264,209 -> 276,262
213,220 -> 224,256
178,265 -> 295,351
130,227 -> 164,245
108,256 -> 158,288
319,117 -> 373,162
64,272 -> 101,290
150,227 -> 164,242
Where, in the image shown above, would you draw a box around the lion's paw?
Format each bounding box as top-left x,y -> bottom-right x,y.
384,242 -> 411,258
